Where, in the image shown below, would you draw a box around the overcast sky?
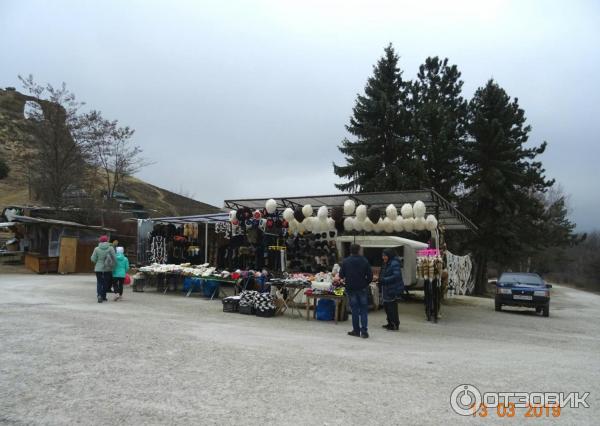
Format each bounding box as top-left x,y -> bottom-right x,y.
1,0 -> 599,230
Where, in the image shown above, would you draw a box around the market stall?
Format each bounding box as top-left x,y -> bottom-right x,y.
135,190 -> 476,323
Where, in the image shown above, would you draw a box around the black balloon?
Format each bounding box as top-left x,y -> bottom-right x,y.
293,207 -> 304,222
368,207 -> 381,223
331,207 -> 344,221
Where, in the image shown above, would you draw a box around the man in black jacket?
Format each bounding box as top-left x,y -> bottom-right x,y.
339,244 -> 373,338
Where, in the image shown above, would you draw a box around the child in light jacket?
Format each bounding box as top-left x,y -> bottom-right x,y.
112,246 -> 130,301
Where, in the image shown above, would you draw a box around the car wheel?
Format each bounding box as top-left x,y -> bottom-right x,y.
543,304 -> 549,317
495,302 -> 501,312
536,306 -> 542,314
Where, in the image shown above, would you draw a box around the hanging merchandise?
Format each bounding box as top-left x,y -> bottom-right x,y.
150,235 -> 167,264
417,250 -> 444,323
445,251 -> 474,295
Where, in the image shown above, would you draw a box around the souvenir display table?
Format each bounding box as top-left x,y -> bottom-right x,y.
305,293 -> 346,323
186,277 -> 241,299
269,278 -> 311,317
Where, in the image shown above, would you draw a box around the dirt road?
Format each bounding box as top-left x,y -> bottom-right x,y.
1,271 -> 599,425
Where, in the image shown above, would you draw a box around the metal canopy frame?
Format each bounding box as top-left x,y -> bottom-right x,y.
224,189 -> 477,232
148,212 -> 229,225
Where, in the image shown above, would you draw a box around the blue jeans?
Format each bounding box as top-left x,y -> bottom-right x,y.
96,272 -> 110,299
347,288 -> 369,333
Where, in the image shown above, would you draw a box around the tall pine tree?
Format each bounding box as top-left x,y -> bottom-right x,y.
462,79 -> 553,294
333,44 -> 417,192
409,57 -> 467,200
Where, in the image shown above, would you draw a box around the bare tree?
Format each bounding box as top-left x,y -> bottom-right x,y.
82,110 -> 149,199
18,75 -> 90,208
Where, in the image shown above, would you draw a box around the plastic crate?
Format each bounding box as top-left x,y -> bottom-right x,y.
255,308 -> 275,318
222,297 -> 240,313
239,304 -> 254,315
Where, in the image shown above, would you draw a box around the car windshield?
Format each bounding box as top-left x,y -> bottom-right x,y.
499,273 -> 544,286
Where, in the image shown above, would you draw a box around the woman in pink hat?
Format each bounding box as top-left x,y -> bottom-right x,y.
90,235 -> 116,303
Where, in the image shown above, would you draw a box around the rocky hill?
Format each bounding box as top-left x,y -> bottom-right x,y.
0,87 -> 221,219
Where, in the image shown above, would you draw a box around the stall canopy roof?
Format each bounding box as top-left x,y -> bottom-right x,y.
224,189 -> 477,231
336,235 -> 428,249
10,215 -> 116,232
147,212 -> 229,225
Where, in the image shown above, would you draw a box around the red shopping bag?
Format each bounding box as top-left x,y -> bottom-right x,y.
124,273 -> 132,285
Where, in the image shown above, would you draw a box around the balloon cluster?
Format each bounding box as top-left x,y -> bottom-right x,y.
227,198 -> 438,236
342,200 -> 438,233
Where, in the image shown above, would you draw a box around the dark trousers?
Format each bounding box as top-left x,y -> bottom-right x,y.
384,300 -> 399,326
348,288 -> 369,333
113,277 -> 125,296
96,272 -> 111,299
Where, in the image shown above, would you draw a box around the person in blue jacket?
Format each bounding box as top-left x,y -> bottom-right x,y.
379,248 -> 404,330
339,244 -> 373,339
112,246 -> 129,301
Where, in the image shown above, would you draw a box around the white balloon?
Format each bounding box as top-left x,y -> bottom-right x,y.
363,219 -> 374,232
401,203 -> 413,219
302,204 -> 313,218
415,216 -> 426,231
356,205 -> 368,221
373,219 -> 383,233
288,219 -> 297,233
426,214 -> 438,231
413,200 -> 426,218
228,210 -> 237,222
317,205 -> 328,219
404,217 -> 415,232
312,217 -> 323,232
265,199 -> 277,214
302,218 -> 313,232
393,217 -> 404,232
353,218 -> 364,232
343,199 -> 356,215
297,220 -> 305,234
282,208 -> 294,222
343,217 -> 355,231
327,217 -> 336,231
385,204 -> 398,220
383,217 -> 394,233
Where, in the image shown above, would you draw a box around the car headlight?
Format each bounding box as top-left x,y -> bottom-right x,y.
534,290 -> 549,297
498,288 -> 512,294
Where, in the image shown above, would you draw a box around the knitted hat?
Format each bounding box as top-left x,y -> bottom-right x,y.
116,246 -> 124,254
382,248 -> 397,259
99,235 -> 109,243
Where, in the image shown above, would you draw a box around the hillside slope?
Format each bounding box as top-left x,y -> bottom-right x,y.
0,87 -> 221,218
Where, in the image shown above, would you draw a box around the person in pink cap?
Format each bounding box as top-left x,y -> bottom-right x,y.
91,235 -> 116,303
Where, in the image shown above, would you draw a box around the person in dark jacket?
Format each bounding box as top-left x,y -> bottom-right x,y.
339,244 -> 373,338
379,248 -> 404,330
